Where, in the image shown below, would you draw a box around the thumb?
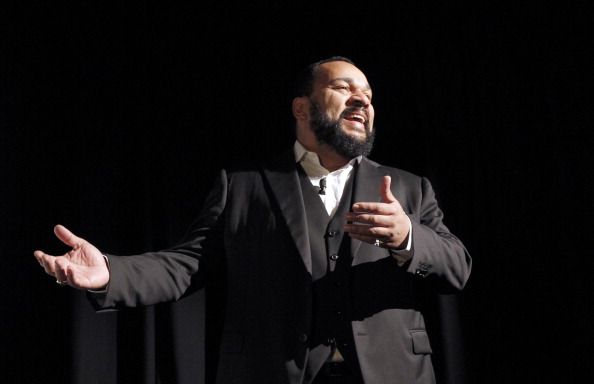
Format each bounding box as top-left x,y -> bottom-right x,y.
380,175 -> 396,204
54,225 -> 84,248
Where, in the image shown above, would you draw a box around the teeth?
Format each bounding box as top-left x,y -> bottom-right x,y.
349,114 -> 365,123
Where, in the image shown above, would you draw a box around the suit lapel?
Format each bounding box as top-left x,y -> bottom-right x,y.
261,153 -> 385,273
350,157 -> 383,259
262,151 -> 312,275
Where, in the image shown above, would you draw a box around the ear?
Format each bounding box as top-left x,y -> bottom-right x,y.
292,97 -> 309,121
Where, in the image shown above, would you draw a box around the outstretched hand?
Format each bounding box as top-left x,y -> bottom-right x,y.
344,176 -> 410,249
34,225 -> 110,290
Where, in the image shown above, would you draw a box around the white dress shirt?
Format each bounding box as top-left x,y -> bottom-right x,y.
294,140 -> 360,217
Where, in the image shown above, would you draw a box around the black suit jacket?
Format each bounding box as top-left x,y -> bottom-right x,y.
94,150 -> 472,384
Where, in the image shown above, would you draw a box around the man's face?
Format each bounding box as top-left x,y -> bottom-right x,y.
308,61 -> 376,158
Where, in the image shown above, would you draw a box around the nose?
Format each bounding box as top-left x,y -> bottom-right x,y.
348,89 -> 371,107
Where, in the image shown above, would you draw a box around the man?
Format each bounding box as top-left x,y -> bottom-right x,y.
35,57 -> 471,384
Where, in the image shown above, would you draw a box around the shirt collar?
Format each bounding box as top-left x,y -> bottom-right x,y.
293,140 -> 362,169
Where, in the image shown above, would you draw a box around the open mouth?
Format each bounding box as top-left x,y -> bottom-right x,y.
345,113 -> 366,124
342,108 -> 368,129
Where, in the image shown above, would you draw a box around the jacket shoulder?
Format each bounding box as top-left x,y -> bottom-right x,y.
363,157 -> 425,184
223,149 -> 294,175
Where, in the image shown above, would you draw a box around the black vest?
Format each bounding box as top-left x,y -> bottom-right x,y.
297,164 -> 365,384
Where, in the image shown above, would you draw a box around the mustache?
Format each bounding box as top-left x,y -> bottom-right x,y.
340,107 -> 369,120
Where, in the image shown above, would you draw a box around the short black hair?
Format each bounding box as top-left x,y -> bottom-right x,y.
292,56 -> 356,98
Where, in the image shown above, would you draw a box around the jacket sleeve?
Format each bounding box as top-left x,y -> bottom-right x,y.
405,177 -> 472,292
90,169 -> 228,310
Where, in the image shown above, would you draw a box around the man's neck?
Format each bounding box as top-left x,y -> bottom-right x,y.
317,151 -> 350,172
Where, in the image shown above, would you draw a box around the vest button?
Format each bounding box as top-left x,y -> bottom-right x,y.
329,254 -> 339,261
327,337 -> 336,345
299,333 -> 308,343
328,229 -> 338,237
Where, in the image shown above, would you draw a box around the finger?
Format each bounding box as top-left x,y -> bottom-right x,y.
350,202 -> 396,215
54,257 -> 70,285
348,232 -> 386,246
380,176 -> 396,204
345,213 -> 392,227
34,250 -> 57,275
345,223 -> 392,238
34,250 -> 45,267
54,225 -> 84,249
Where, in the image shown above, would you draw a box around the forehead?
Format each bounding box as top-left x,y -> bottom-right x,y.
314,61 -> 371,90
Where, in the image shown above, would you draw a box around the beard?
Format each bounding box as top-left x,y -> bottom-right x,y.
310,101 -> 375,159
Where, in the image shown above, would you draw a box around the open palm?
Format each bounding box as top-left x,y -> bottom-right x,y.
34,225 -> 110,289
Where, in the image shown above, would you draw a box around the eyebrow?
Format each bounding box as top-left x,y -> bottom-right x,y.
329,77 -> 372,92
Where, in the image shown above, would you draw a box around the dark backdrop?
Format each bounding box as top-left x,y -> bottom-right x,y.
2,1 -> 592,383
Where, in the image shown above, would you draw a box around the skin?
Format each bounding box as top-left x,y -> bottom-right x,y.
35,61 -> 410,289
35,225 -> 108,289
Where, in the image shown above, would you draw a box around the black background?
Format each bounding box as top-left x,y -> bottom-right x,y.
2,1 -> 593,383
